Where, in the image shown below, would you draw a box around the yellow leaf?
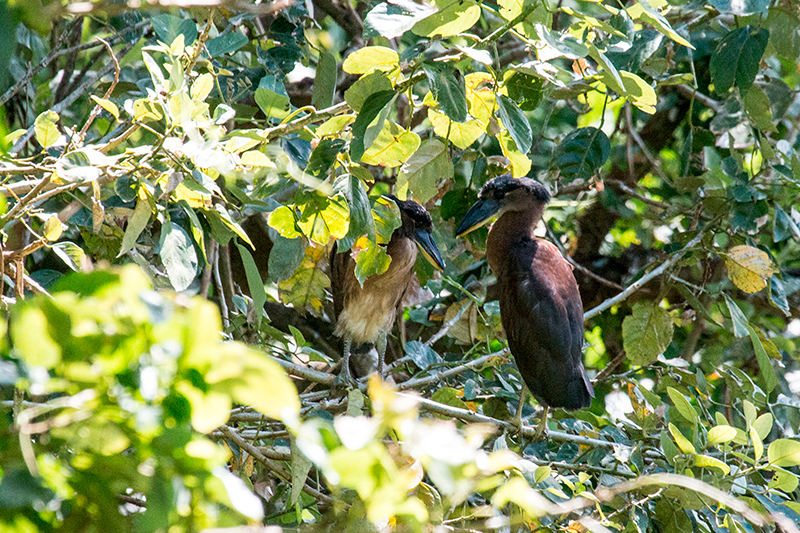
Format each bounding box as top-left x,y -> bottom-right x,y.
465,72 -> 496,123
91,96 -> 120,121
240,150 -> 276,167
191,73 -> 214,101
498,130 -> 532,177
360,122 -> 421,167
43,216 -> 63,242
34,110 -> 60,148
428,108 -> 485,149
343,46 -> 399,74
669,423 -> 696,454
725,245 -> 772,293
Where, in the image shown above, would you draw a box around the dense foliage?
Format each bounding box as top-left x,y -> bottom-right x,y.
1,0 -> 800,531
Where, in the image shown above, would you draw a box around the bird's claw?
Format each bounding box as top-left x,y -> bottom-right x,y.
333,369 -> 357,392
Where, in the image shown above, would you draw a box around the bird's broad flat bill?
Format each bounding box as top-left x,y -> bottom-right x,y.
414,228 -> 445,270
455,197 -> 501,237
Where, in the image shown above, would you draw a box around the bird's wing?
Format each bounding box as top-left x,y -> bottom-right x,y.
330,241 -> 354,320
500,239 -> 593,409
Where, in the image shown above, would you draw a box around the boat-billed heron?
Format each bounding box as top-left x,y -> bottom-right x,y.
455,175 -> 594,433
331,196 -> 445,386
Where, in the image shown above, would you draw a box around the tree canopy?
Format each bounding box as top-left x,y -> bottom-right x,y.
1,0 -> 800,531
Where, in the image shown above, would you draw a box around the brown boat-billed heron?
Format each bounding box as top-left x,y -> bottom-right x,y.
455,175 -> 594,434
331,196 -> 445,386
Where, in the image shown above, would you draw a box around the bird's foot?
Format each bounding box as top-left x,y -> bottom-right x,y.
333,368 -> 357,392
532,410 -> 549,441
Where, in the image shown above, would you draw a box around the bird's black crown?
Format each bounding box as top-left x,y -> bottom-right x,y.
386,195 -> 434,233
479,174 -> 551,205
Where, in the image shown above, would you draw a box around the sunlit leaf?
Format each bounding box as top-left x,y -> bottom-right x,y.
725,245 -> 772,293
693,454 -> 730,475
622,303 -> 673,366
397,138 -> 453,203
707,425 -> 737,447
768,439 -> 800,467
668,423 -> 696,455
159,222 -> 198,292
360,122 -> 421,168
90,96 -> 120,121
342,46 -> 399,74
667,387 -> 698,423
428,108 -> 485,149
34,110 -> 59,148
412,0 -> 481,38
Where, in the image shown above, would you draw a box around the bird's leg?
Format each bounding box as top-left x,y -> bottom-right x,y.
334,336 -> 355,389
533,406 -> 549,441
376,330 -> 387,379
514,384 -> 529,452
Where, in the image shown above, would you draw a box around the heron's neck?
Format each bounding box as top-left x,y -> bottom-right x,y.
486,207 -> 543,271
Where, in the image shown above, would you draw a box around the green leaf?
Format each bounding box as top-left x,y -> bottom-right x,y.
412,0 -> 481,38
360,122 -> 421,167
159,221 -> 198,292
234,242 -> 266,326
268,206 -> 302,239
504,72 -> 544,111
767,468 -> 799,492
555,127 -> 610,182
118,199 -> 152,257
279,261 -> 331,316
150,14 -> 197,46
350,90 -> 396,161
668,423 -> 696,455
342,46 -> 399,74
751,426 -> 764,462
431,387 -> 469,412
497,95 -> 532,154
290,438 -> 313,506
11,306 -> 61,368
747,324 -> 777,394
752,413 -> 775,440
312,51 -> 337,110
768,439 -> 800,467
353,237 -> 392,286
667,387 -> 698,423
297,194 -> 350,244
90,96 -> 120,121
709,0 -> 769,15
52,241 -> 87,272
334,173 -> 375,245
693,454 -> 730,475
405,340 -> 442,370
622,303 -> 674,366
34,110 -> 59,148
255,75 -> 291,120
629,0 -> 693,49
710,26 -> 769,95
723,294 -> 749,338
344,71 -> 394,113
306,138 -> 346,177
268,235 -> 305,284
206,30 -> 248,57
769,275 -> 791,316
397,138 -> 453,204
744,86 -> 778,132
707,425 -> 737,447
773,205 -> 799,243
364,0 -> 434,39
373,196 -> 402,244
424,63 -> 468,123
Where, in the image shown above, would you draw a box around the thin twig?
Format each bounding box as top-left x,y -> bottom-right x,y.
76,37 -> 121,141
10,42 -> 136,154
583,227 -> 708,320
425,300 -> 470,347
398,351 -> 502,391
268,355 -> 336,385
607,179 -> 670,210
218,425 -> 333,506
625,104 -> 673,186
410,394 -> 620,449
0,20 -> 149,107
